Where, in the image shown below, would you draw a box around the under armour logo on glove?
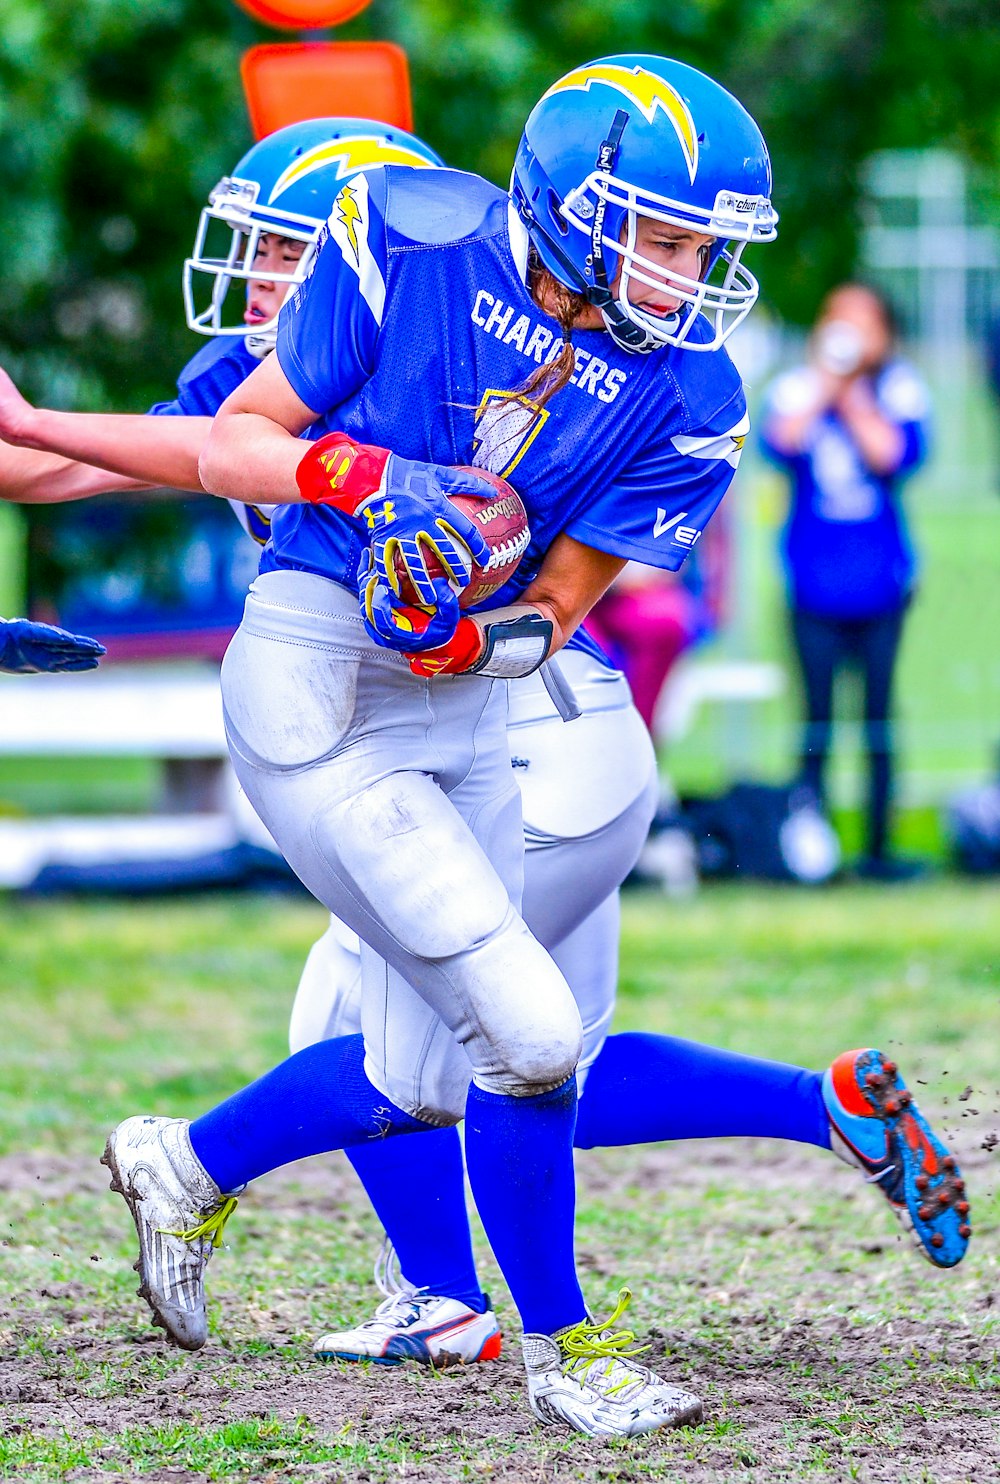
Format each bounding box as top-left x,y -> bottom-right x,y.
297,434 -> 492,606
362,499 -> 396,530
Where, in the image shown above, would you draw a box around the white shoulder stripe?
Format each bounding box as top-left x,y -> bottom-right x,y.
326,173 -> 386,328
671,410 -> 751,469
507,198 -> 531,283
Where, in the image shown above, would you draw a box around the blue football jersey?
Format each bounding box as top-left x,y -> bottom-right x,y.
266,167 -> 749,615
147,336 -> 276,547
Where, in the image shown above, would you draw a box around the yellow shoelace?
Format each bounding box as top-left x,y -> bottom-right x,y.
161,1195 -> 239,1247
558,1287 -> 650,1397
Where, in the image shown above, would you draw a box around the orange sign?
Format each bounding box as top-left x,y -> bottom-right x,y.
233,0 -> 372,30
241,42 -> 413,137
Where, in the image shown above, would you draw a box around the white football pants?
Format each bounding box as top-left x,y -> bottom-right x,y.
287,644 -> 658,1107
224,571 -> 653,1123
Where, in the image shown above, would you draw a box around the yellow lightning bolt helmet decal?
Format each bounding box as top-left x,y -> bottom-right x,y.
543,64 -> 699,184
269,136 -> 436,202
335,184 -> 362,264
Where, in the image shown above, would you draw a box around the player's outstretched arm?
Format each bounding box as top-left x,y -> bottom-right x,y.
0,440 -> 154,504
0,366 -> 209,492
199,351 -> 318,505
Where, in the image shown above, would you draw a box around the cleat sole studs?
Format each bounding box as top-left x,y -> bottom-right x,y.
930,1233 -> 945,1249
959,1224 -> 971,1238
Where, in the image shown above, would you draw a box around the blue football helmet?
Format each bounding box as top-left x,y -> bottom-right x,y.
512,56 -> 777,354
183,117 -> 443,357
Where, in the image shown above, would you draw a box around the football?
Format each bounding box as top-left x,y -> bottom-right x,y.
393,466 -> 531,608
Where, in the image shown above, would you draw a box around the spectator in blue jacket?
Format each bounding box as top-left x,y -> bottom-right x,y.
761,282 -> 931,880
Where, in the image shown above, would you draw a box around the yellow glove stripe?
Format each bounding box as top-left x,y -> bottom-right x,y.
434,522 -> 475,585
362,573 -> 380,627
381,535 -> 405,597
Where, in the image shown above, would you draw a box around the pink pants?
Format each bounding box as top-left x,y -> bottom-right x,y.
586,585 -> 697,732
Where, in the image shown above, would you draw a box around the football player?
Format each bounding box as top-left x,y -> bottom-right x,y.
0,81 -> 969,1436
96,55 -> 969,1437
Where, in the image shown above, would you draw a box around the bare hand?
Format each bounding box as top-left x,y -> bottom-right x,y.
0,366 -> 40,446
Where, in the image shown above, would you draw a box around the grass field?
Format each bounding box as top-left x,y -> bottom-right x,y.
0,882 -> 997,1483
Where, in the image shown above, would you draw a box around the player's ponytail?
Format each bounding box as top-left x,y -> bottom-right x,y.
460,254 -> 587,457
515,257 -> 589,412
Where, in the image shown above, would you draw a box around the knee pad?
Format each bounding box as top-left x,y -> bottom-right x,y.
462,925 -> 584,1097
474,1022 -> 582,1098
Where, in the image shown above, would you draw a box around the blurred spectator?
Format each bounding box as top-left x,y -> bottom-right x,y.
586,566 -> 701,733
587,505 -> 730,739
986,311 -> 1000,489
760,283 -> 931,880
987,312 -> 1000,407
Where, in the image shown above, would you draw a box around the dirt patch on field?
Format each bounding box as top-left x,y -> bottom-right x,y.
0,1141 -> 996,1483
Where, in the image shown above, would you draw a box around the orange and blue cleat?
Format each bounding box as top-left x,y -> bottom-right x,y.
822,1048 -> 971,1268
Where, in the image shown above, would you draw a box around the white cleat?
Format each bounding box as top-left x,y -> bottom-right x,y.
313,1241 -> 502,1368
522,1289 -> 703,1438
101,1115 -> 238,1351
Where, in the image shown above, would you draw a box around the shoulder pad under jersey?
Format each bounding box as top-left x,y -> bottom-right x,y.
384,167 -> 508,249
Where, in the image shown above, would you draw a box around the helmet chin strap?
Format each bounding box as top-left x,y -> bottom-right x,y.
244,325 -> 277,359
515,107 -> 679,355
599,300 -> 675,353
585,109 -> 660,353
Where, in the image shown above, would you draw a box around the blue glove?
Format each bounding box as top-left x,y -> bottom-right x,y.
357,456 -> 492,606
356,550 -> 461,653
0,617 -> 106,674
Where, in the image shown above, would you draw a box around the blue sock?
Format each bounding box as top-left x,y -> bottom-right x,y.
464,1078 -> 586,1337
574,1033 -> 831,1150
189,1034 -> 429,1193
346,1131 -> 488,1312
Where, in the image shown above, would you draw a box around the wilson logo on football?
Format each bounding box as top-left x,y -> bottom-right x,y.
392,469 -> 530,608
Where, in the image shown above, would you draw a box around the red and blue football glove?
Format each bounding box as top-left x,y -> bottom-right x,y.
297,433 -> 492,606
355,548 -> 463,653
353,549 -> 486,669
404,616 -> 485,675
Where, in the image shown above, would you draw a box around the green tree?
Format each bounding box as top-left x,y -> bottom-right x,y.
391,0 -> 1000,326
0,0 -> 263,410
